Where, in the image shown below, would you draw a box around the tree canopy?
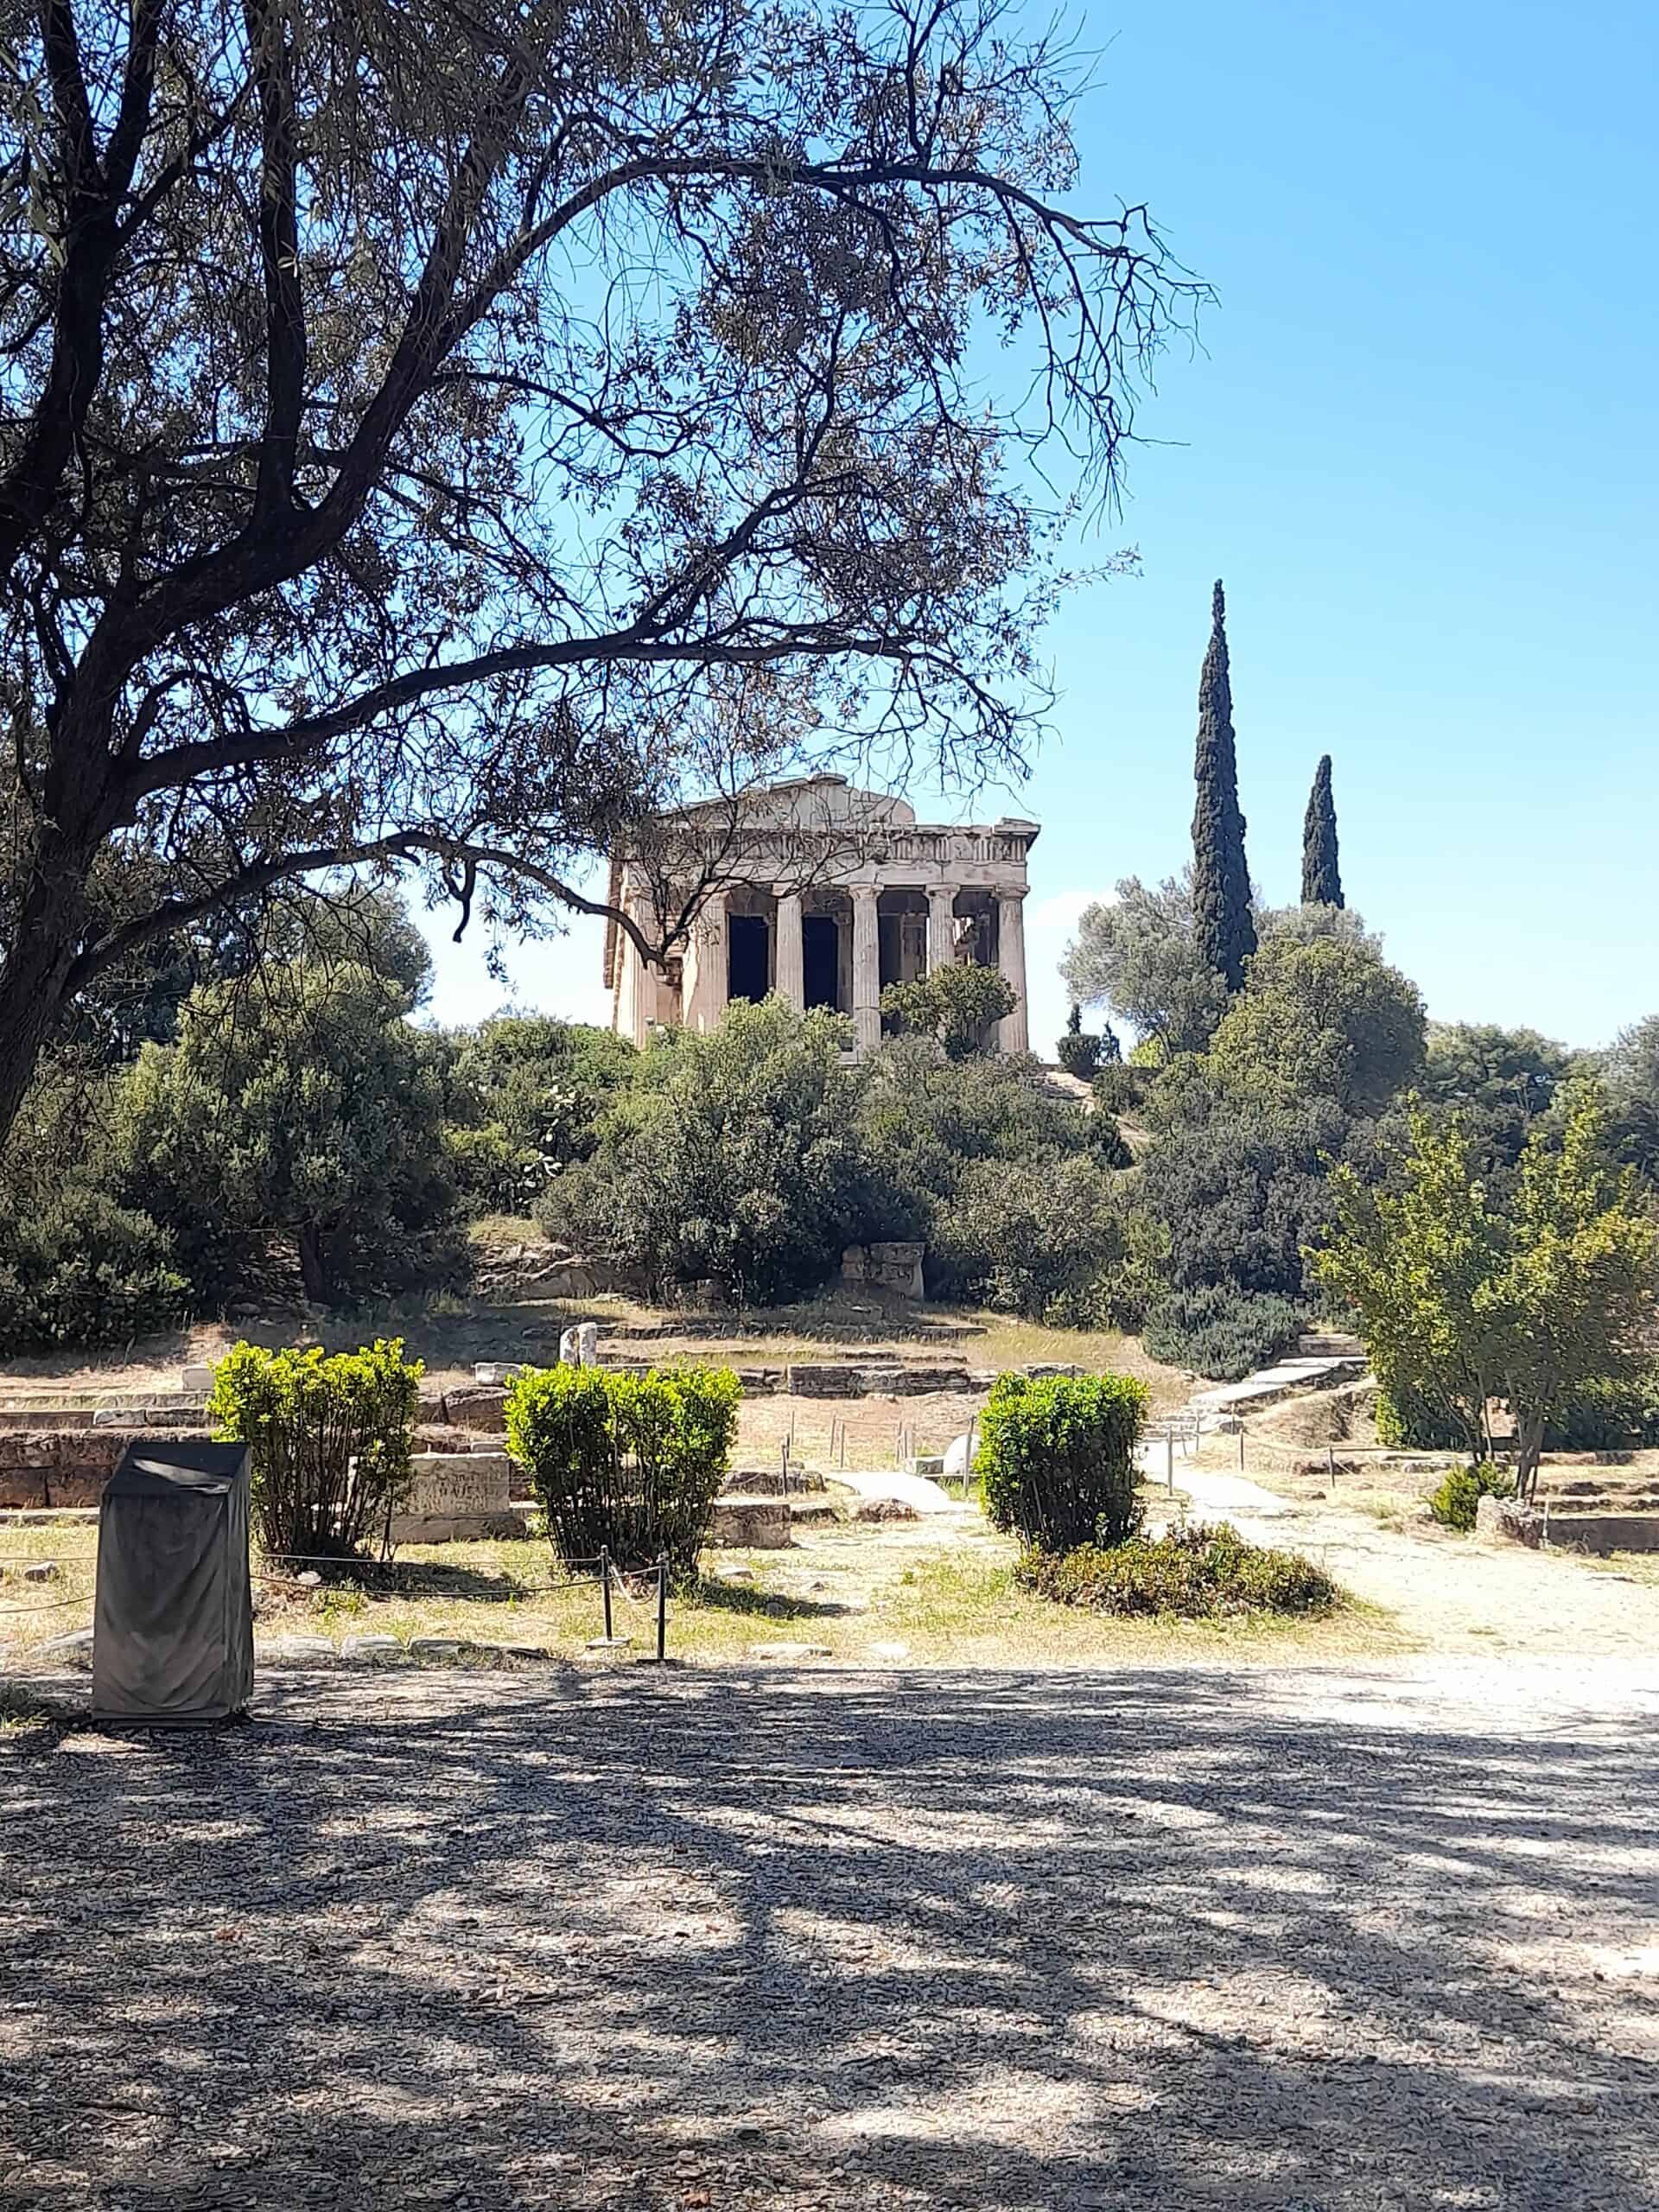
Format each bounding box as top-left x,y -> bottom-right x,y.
0,0 -> 1200,1151
1314,1086 -> 1659,1495
1205,933 -> 1427,1117
1190,581 -> 1255,995
1059,870 -> 1231,1056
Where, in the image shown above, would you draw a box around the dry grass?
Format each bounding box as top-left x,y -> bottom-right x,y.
0,1281 -> 1192,1443
0,1503 -> 1383,1672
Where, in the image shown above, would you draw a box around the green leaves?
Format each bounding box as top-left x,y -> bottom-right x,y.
1313,1084 -> 1659,1491
505,1363 -> 741,1580
976,1370 -> 1148,1551
208,1337 -> 423,1560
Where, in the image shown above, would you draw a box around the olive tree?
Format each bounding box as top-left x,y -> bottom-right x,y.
0,0 -> 1199,1152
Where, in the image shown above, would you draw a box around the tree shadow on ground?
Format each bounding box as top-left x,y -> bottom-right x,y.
688,1578 -> 857,1620
3,1657 -> 1658,2210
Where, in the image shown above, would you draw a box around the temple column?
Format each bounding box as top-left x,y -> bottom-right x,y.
995,888 -> 1028,1054
926,885 -> 957,976
683,890 -> 729,1033
850,884 -> 881,1053
774,888 -> 804,1010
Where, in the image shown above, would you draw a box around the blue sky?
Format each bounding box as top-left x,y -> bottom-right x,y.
423,0 -> 1657,1053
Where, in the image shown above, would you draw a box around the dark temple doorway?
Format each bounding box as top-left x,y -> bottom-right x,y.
728,913 -> 771,1003
803,915 -> 840,1010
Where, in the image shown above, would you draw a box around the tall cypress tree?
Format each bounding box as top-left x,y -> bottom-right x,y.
1300,753 -> 1344,907
1191,579 -> 1255,995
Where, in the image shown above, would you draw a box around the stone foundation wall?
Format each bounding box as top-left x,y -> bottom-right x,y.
390,1452 -> 522,1543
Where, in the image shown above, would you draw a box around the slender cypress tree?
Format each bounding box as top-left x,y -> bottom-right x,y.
1300,753 -> 1344,907
1191,579 -> 1255,995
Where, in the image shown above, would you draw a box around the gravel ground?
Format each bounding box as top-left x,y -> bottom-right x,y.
5,1656 -> 1659,2210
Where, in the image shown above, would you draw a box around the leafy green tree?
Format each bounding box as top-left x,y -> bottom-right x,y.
1206,934 -> 1426,1116
1059,871 -> 1232,1054
562,1000 -> 893,1304
1600,1015 -> 1659,1179
1314,1087 -> 1659,1496
860,1037 -> 1095,1204
880,963 -> 1014,1060
0,0 -> 1198,1154
1136,1103 -> 1343,1301
1300,754 -> 1343,907
925,1152 -> 1128,1319
1484,1087 -> 1659,1495
442,1016 -> 637,1218
1191,581 -> 1255,996
115,963 -> 464,1307
1418,1021 -> 1577,1169
1313,1109 -> 1509,1461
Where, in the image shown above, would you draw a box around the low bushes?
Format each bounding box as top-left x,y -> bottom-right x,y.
208,1338 -> 423,1561
1142,1283 -> 1304,1381
976,1370 -> 1147,1549
1427,1462 -> 1513,1532
1017,1520 -> 1338,1618
506,1363 -> 741,1580
0,1191 -> 188,1352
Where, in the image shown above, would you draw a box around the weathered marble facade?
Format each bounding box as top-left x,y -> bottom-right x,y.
602,775 -> 1039,1055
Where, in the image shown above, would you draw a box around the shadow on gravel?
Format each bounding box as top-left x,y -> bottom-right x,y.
3,1661 -> 1658,2210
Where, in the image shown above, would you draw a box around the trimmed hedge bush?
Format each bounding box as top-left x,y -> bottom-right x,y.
1017,1520 -> 1338,1618
506,1363 -> 741,1580
976,1370 -> 1147,1550
1142,1283 -> 1305,1382
209,1338 -> 423,1562
1427,1463 -> 1513,1532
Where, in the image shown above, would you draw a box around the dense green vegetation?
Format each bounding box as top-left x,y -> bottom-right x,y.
976,1370 -> 1148,1549
1017,1520 -> 1338,1618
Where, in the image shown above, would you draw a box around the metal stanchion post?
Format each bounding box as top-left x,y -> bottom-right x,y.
655,1554 -> 668,1662
601,1545 -> 613,1642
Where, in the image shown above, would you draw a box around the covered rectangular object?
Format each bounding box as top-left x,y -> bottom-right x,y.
92,1441 -> 254,1725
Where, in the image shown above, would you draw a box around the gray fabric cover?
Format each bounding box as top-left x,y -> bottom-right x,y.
92,1442 -> 254,1725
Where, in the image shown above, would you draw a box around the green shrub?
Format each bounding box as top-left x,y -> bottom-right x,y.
1017,1520 -> 1338,1618
1090,1064 -> 1144,1116
0,1191 -> 189,1351
1543,1370 -> 1659,1451
506,1363 -> 741,1580
880,963 -> 1015,1059
1375,1383 -> 1470,1451
1057,1027 -> 1105,1080
563,1001 -> 894,1304
1427,1463 -> 1513,1532
1142,1284 -> 1304,1381
976,1370 -> 1147,1549
209,1338 -> 423,1562
925,1151 -> 1128,1319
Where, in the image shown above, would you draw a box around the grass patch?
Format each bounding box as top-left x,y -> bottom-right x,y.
1017,1521 -> 1341,1621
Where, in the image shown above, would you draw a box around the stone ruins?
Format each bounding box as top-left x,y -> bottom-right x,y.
601,773 -> 1039,1055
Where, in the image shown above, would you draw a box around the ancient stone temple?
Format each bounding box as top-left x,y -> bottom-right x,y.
602,774 -> 1039,1055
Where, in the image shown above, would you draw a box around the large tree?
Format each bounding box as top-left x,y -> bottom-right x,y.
1190,579 -> 1255,995
1059,869 -> 1231,1056
1300,753 -> 1343,907
0,0 -> 1199,1153
1316,1086 -> 1659,1497
1205,932 -> 1427,1118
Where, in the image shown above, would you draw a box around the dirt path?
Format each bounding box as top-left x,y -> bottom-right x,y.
5,1658 -> 1659,2211
1179,1466 -> 1659,1660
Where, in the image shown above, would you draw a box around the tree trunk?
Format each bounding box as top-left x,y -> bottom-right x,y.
0,880 -> 88,1158
1515,1410 -> 1546,1503
296,1223 -> 327,1305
